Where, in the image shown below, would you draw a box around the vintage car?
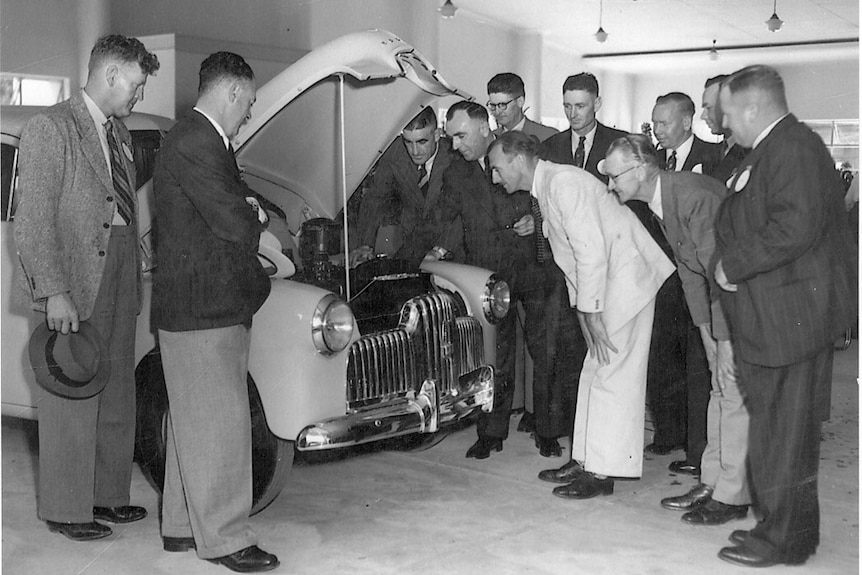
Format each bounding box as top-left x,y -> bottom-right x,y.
1,29 -> 510,512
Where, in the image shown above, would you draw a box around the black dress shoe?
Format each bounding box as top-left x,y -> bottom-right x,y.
465,436 -> 503,459
644,442 -> 684,456
535,436 -> 562,458
552,473 -> 614,499
207,545 -> 280,573
682,499 -> 748,525
517,411 -> 535,433
729,529 -> 748,545
538,459 -> 585,483
46,520 -> 111,541
718,545 -> 777,568
668,460 -> 700,475
93,505 -> 147,524
164,536 -> 197,552
660,483 -> 713,511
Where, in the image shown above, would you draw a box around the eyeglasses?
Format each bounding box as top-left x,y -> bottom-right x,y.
607,164 -> 639,182
486,98 -> 516,111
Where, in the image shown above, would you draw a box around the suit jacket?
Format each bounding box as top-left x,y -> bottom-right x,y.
494,117 -> 558,143
658,171 -> 730,339
658,136 -> 721,176
14,90 -> 142,320
152,110 -> 270,332
434,154 -> 539,287
532,160 -> 674,334
539,122 -> 628,183
354,136 -> 458,264
714,114 -> 855,366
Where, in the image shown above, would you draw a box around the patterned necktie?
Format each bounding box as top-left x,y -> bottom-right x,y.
104,121 -> 134,225
574,136 -> 586,168
665,150 -> 677,172
530,197 -> 547,263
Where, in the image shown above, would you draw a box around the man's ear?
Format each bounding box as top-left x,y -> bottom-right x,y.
479,121 -> 490,137
433,127 -> 442,142
683,115 -> 693,131
228,82 -> 242,103
516,95 -> 525,109
105,64 -> 119,88
594,96 -> 603,113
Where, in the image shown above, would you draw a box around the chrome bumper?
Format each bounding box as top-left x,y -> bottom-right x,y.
296,365 -> 494,451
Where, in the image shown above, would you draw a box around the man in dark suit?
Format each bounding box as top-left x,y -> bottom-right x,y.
714,65 -> 854,568
427,100 -> 544,459
701,75 -> 748,186
487,72 -> 557,141
14,35 -> 159,541
350,107 -> 459,267
152,52 -> 278,573
653,92 -> 721,175
539,72 -> 627,182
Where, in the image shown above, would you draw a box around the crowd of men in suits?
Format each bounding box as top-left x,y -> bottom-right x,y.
350,65 -> 854,569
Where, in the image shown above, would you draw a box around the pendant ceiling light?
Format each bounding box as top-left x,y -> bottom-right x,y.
709,39 -> 719,61
595,0 -> 608,43
440,0 -> 457,19
765,0 -> 784,32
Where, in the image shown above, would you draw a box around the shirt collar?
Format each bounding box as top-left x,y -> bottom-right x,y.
82,89 -> 109,128
670,133 -> 694,169
753,113 -> 790,149
194,107 -> 231,149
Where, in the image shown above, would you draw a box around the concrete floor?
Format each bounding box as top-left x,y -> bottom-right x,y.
2,342 -> 858,575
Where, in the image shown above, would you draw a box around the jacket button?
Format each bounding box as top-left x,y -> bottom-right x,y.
103,223 -> 110,229
98,250 -> 106,257
107,196 -> 114,202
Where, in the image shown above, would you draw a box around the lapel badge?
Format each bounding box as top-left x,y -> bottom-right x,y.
733,166 -> 751,192
121,142 -> 134,162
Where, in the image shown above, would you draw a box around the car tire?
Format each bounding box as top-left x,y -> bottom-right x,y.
134,351 -> 294,515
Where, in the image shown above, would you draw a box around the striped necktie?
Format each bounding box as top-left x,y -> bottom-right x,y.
664,150 -> 677,172
530,197 -> 547,263
104,121 -> 134,225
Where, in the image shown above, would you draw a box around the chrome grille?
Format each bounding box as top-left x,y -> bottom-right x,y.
347,292 -> 486,407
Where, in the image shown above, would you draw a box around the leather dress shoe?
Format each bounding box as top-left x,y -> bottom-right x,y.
718,545 -> 777,568
729,529 -> 748,546
682,499 -> 748,525
538,460 -> 585,483
207,545 -> 280,573
517,411 -> 535,433
644,442 -> 684,456
465,436 -> 503,459
164,536 -> 197,552
46,520 -> 111,541
93,505 -> 147,524
660,483 -> 713,511
535,435 -> 562,458
552,473 -> 614,499
669,460 -> 700,475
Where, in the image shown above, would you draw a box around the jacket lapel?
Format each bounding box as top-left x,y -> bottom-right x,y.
70,91 -> 113,194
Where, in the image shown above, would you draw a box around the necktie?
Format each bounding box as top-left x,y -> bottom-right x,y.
104,121 -> 134,225
418,164 -> 429,197
530,197 -> 547,263
574,136 -> 586,169
665,150 -> 677,172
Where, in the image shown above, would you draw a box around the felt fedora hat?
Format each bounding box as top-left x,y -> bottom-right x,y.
28,322 -> 110,399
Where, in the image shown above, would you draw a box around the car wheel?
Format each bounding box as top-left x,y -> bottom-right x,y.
134,350 -> 294,515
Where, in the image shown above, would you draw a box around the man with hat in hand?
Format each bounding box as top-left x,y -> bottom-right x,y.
14,35 -> 160,540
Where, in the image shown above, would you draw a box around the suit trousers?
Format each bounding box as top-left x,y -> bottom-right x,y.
739,348 -> 833,563
159,325 -> 258,559
477,268 -> 546,440
533,263 -> 586,439
573,301 -> 655,478
37,226 -> 137,522
685,326 -> 711,465
699,367 -> 750,505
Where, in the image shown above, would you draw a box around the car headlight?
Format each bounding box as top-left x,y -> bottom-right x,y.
482,275 -> 510,324
312,294 -> 355,354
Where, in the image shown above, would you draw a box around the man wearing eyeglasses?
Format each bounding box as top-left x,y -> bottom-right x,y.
487,130 -> 674,498
487,73 -> 557,142
539,72 -> 627,182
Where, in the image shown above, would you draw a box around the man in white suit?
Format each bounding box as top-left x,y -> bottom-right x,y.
487,131 -> 674,498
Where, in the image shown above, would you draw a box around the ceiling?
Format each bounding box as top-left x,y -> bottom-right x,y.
452,0 -> 859,64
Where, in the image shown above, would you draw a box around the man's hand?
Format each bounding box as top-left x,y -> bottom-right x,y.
698,323 -> 718,376
714,259 -> 738,292
577,310 -> 618,366
512,214 -> 535,237
715,340 -> 738,394
46,293 -> 79,334
349,245 -> 374,268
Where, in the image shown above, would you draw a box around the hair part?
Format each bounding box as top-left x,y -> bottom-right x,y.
724,65 -> 788,110
487,73 -> 525,98
198,51 -> 255,95
88,35 -> 160,76
655,92 -> 695,118
404,106 -> 438,131
606,134 -> 660,168
562,72 -> 599,97
488,130 -> 541,160
446,100 -> 489,123
705,74 -> 729,89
